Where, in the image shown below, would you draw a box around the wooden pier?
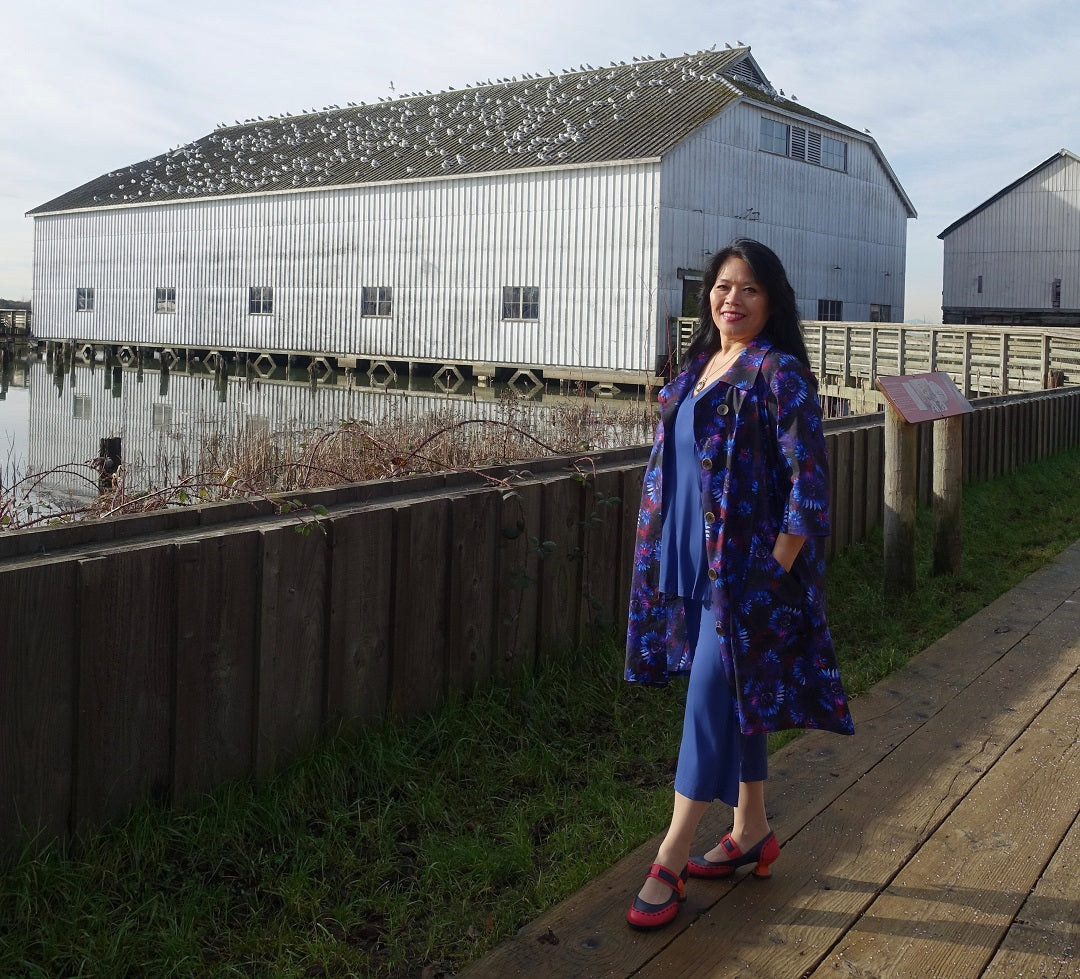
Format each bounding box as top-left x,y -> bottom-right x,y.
462,539 -> 1080,978
42,321 -> 1080,405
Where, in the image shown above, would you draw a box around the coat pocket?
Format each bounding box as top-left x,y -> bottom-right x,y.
734,554 -> 812,658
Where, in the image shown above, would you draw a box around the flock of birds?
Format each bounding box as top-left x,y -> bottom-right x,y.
64,46 -> 787,210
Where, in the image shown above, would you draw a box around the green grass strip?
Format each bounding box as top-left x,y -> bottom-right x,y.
2,447 -> 1080,978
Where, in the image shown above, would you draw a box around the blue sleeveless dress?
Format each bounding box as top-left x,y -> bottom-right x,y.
660,379 -> 768,805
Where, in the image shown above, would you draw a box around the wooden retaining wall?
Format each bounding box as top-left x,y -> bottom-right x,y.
3,386 -> 1080,854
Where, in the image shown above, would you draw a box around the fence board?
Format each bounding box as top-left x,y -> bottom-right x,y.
849,427 -> 869,543
0,561 -> 78,851
831,431 -> 853,551
327,506 -> 394,727
75,545 -> 175,833
537,475 -> 584,659
495,479 -> 542,683
173,533 -> 259,802
447,491 -> 499,694
579,468 -> 624,640
617,464 -> 647,625
255,522 -> 329,777
390,497 -> 450,717
865,424 -> 885,533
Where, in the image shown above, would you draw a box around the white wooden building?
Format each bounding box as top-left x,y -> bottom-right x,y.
940,149 -> 1080,326
30,46 -> 915,382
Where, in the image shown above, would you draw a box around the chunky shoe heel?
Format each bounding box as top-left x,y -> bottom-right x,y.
688,831 -> 779,880
750,832 -> 781,879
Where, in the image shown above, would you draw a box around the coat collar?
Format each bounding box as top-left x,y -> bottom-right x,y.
660,335 -> 774,407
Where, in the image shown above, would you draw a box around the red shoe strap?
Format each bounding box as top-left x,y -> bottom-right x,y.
646,863 -> 685,898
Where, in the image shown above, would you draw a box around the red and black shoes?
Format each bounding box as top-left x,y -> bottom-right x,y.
688,830 -> 780,879
626,863 -> 688,930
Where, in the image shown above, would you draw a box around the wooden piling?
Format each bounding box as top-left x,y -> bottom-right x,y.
884,405 -> 917,594
932,414 -> 964,575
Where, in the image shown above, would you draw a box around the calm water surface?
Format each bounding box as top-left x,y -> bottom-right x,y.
0,345 -> 653,508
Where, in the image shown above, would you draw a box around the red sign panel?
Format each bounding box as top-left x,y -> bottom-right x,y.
875,372 -> 973,424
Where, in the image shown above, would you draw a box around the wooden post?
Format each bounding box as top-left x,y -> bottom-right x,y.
932,415 -> 963,576
884,404 -> 917,594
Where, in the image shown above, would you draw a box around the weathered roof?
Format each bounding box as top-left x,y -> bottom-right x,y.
30,45 -> 911,217
32,47 -> 768,214
938,148 -> 1080,238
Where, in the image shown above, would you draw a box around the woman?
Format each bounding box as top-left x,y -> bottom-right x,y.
625,239 -> 854,930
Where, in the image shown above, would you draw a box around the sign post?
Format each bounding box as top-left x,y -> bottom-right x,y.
875,372 -> 973,593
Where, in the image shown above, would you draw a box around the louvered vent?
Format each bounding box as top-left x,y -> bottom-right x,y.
729,57 -> 766,87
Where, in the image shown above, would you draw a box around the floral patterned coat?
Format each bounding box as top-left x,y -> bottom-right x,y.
625,335 -> 854,737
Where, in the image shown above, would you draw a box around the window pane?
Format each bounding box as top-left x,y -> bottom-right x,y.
822,136 -> 846,171
759,117 -> 787,155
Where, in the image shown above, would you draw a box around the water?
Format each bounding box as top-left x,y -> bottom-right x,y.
0,345 -> 655,514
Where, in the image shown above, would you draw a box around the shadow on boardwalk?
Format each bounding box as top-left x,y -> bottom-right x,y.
463,541 -> 1080,978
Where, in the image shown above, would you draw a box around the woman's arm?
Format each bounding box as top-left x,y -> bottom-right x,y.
772,532 -> 807,572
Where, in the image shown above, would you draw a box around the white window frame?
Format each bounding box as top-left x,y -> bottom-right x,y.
501,285 -> 540,320
76,287 -> 95,312
248,286 -> 274,315
361,286 -> 393,317
155,286 -> 176,314
818,299 -> 843,322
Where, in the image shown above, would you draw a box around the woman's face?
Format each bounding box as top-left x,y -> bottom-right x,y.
709,257 -> 771,343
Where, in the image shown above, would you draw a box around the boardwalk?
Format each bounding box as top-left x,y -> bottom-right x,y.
463,542 -> 1080,978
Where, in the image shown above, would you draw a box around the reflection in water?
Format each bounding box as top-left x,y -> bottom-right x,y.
22,350 -> 655,503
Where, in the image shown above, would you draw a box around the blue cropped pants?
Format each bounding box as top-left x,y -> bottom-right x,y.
673,599 -> 768,806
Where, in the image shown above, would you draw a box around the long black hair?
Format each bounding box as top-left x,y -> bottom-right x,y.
682,238 -> 811,370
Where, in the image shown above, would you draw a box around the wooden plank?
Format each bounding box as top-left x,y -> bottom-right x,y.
0,561 -> 78,852
848,426 -> 868,543
579,467 -> 625,640
390,497 -> 449,717
75,545 -> 175,834
982,812 -> 1080,978
172,533 -> 259,802
810,672 -> 1079,979
255,521 -> 329,778
864,423 -> 884,533
825,432 -> 838,560
536,474 -> 584,660
831,429 -> 853,551
327,506 -> 394,727
494,479 -> 542,683
447,491 -> 499,694
617,464 -> 648,623
460,541 -> 1080,979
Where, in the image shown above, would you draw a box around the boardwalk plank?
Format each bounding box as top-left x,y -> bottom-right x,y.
461,542 -> 1080,978
808,672 -> 1078,979
982,813 -> 1080,978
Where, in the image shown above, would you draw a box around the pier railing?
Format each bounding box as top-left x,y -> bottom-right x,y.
671,321 -> 1080,407
3,384 -> 1080,855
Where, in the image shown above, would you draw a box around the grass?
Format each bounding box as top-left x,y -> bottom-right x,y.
2,447 -> 1080,978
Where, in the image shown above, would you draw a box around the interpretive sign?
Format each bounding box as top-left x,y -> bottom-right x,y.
875,372 -> 972,424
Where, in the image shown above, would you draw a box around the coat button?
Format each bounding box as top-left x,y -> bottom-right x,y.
701,458 -> 713,470
707,568 -> 718,581
704,511 -> 716,524
716,403 -> 730,416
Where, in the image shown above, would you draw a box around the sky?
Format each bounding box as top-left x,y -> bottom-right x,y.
4,0 -> 1079,323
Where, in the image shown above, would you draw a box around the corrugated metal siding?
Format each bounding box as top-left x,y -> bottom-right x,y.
657,103 -> 909,322
33,163 -> 662,372
942,154 -> 1080,311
